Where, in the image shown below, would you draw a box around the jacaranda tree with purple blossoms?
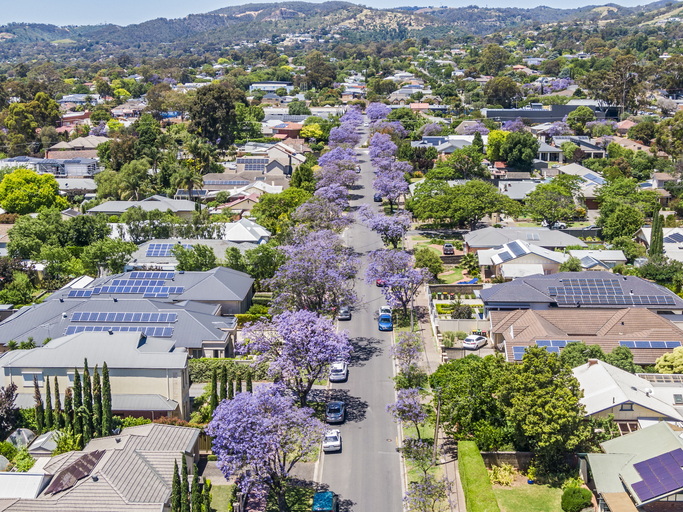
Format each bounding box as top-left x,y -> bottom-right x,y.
328,124 -> 361,148
501,117 -> 525,133
366,249 -> 431,319
316,147 -> 360,189
340,106 -> 363,127
464,121 -> 490,136
268,229 -> 359,315
314,183 -> 349,208
206,384 -> 325,512
240,310 -> 352,407
357,204 -> 411,248
370,120 -> 409,140
293,196 -> 352,233
404,475 -> 452,512
366,102 -> 391,122
369,132 -> 398,161
373,161 -> 411,212
387,387 -> 428,440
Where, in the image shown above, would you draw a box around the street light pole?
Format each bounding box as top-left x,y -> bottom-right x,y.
432,387 -> 442,466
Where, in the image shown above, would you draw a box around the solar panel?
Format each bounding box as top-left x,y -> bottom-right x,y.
620,341 -> 636,348
651,341 -> 667,349
44,450 -> 106,496
498,251 -> 513,262
551,340 -> 567,347
512,347 -> 526,361
667,232 -> 683,243
632,449 -> 683,502
71,312 -> 177,323
67,290 -> 92,298
667,341 -> 682,349
146,243 -> 193,257
635,341 -> 651,349
544,346 -> 560,354
507,241 -> 525,257
65,325 -> 175,337
536,340 -> 551,347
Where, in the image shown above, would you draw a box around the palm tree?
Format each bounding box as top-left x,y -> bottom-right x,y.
173,167 -> 203,201
186,136 -> 216,174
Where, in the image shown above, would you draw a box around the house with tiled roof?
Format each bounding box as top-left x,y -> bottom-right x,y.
490,307 -> 683,365
476,239 -> 568,279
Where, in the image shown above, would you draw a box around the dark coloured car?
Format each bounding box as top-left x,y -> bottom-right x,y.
374,193 -> 382,202
325,401 -> 346,423
443,243 -> 455,255
378,313 -> 393,331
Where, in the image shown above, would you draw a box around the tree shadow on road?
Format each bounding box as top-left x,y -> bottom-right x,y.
328,388 -> 369,423
286,478 -> 356,512
349,336 -> 383,367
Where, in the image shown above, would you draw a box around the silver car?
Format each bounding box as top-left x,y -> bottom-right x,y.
338,306 -> 351,321
325,401 -> 346,423
322,429 -> 342,452
329,362 -> 348,382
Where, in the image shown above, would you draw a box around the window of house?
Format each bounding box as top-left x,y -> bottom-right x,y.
22,372 -> 44,387
675,394 -> 683,405
620,403 -> 634,411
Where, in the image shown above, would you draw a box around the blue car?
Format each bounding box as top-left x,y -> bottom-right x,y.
378,313 -> 393,331
373,193 -> 382,202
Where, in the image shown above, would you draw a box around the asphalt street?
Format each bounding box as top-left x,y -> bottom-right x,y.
316,123 -> 404,512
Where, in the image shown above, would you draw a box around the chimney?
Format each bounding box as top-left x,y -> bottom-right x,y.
588,359 -> 599,366
509,325 -> 514,339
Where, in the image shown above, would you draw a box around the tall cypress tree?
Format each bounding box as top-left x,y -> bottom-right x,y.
191,464 -> 201,512
53,376 -> 63,430
246,371 -> 253,393
44,377 -> 53,430
82,359 -> 93,444
73,368 -> 83,439
203,480 -> 211,512
171,459 -> 181,512
228,378 -> 234,400
92,365 -> 102,438
64,387 -> 73,433
235,375 -> 242,395
209,369 -> 218,414
181,456 -> 190,512
219,366 -> 227,402
102,362 -> 112,436
33,375 -> 44,434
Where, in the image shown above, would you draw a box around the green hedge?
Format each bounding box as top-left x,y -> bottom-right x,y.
251,296 -> 272,307
235,313 -> 271,327
188,358 -> 269,383
458,441 -> 501,512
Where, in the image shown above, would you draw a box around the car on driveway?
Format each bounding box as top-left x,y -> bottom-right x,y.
463,335 -> 487,350
443,243 -> 455,255
329,362 -> 348,382
325,401 -> 346,423
338,306 -> 351,321
322,429 -> 342,452
374,193 -> 382,202
378,313 -> 393,331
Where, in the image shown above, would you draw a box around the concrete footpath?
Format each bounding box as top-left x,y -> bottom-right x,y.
414,285 -> 467,512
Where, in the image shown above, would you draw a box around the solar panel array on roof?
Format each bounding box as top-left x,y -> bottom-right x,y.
664,232 -> 683,244
146,243 -> 193,258
498,251 -> 513,262
129,271 -> 175,279
204,179 -> 250,185
237,158 -> 268,165
507,241 -> 526,257
111,279 -> 165,287
584,173 -> 605,185
65,325 -> 174,337
536,340 -> 577,347
632,448 -> 683,502
619,340 -> 682,349
44,450 -> 105,495
548,278 -> 677,307
72,312 -> 177,323
512,346 -> 527,361
93,285 -> 183,295
244,164 -> 266,172
67,290 -> 92,298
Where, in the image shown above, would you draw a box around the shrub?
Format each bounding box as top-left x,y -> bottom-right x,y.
489,463 -> 515,486
188,358 -> 268,383
251,296 -> 272,307
112,415 -> 152,430
443,331 -> 457,348
456,331 -> 467,340
235,313 -> 272,327
561,487 -> 593,512
13,447 -> 35,472
0,441 -> 17,462
459,441 -> 502,512
561,476 -> 584,490
247,304 -> 269,315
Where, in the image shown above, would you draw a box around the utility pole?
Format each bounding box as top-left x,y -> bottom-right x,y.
432,387 -> 442,466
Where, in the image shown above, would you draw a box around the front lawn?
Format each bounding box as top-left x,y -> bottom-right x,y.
210,484 -> 235,512
493,483 -> 562,512
265,485 -> 316,512
437,267 -> 465,284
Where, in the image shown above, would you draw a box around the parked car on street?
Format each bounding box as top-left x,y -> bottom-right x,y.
374,193 -> 382,202
378,313 -> 393,331
541,220 -> 566,229
355,166 -> 361,174
463,335 -> 487,350
313,491 -> 338,512
325,401 -> 346,423
379,305 -> 392,316
322,430 -> 342,453
376,279 -> 387,287
329,362 -> 348,382
338,306 -> 351,320
443,243 -> 455,255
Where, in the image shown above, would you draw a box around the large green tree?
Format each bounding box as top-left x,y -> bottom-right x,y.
188,83 -> 246,148
171,244 -> 217,271
566,106 -> 596,135
500,131 -> 540,170
0,169 -> 68,215
483,77 -> 521,108
479,44 -> 510,75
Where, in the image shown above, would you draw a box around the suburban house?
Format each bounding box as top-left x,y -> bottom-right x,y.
0,267 -> 254,356
635,227 -> 683,263
569,249 -> 627,269
57,111 -> 91,132
56,94 -> 102,106
557,162 -> 606,210
111,99 -> 147,119
585,422 -> 683,511
87,195 -> 197,219
476,239 -> 568,279
249,81 -> 294,93
463,227 -> 587,254
0,423 -> 200,510
46,135 -> 108,160
573,360 -> 683,434
479,272 -> 683,314
490,307 -> 683,366
483,101 -> 619,124
552,136 -> 607,160
0,224 -> 10,257
127,239 -> 257,270
0,156 -> 102,178
0,330 -> 190,420
272,122 -> 303,140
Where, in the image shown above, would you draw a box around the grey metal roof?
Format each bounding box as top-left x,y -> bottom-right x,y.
1,331 -> 186,370
87,195 -> 197,215
14,393 -> 178,412
129,239 -> 257,268
464,227 -> 587,249
479,271 -> 683,309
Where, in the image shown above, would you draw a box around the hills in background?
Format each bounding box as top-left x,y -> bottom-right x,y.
0,0 -> 680,51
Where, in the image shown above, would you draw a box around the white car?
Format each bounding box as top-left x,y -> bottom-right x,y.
363,122 -> 369,127
379,305 -> 392,316
329,362 -> 348,382
322,429 -> 342,452
463,335 -> 487,350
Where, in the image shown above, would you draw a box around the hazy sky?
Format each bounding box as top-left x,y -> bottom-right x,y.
1,0 -> 656,26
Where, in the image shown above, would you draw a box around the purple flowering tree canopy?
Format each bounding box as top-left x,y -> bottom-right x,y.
206,383 -> 325,510
89,121 -> 108,137
390,331 -> 423,374
366,102 -> 391,121
357,205 -> 411,249
369,133 -> 398,161
373,169 -> 410,212
546,121 -> 573,137
501,117 -> 525,133
293,196 -> 352,233
267,229 -> 359,315
340,106 -> 363,126
386,387 -> 428,440
240,310 -> 352,406
365,249 -> 431,315
314,183 -> 349,208
421,123 -> 444,136
464,121 -> 490,136
316,147 -> 360,189
370,120 -> 409,139
329,124 -> 361,148
404,474 -> 452,512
